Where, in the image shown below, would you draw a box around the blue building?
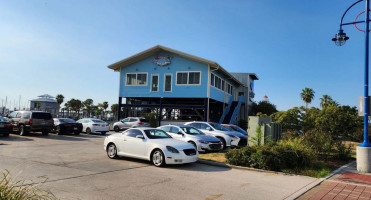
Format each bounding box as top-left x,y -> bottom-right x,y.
108,45 -> 258,124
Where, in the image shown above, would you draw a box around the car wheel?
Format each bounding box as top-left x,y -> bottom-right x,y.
107,143 -> 118,159
217,137 -> 226,150
19,125 -> 26,136
42,130 -> 49,135
86,127 -> 91,134
56,126 -> 62,135
152,149 -> 165,167
101,132 -> 106,135
114,126 -> 120,132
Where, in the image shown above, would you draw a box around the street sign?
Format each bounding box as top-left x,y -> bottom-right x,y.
358,96 -> 371,116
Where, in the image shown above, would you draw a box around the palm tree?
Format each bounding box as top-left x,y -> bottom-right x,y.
56,94 -> 64,117
102,102 -> 109,119
82,99 -> 94,117
300,88 -> 315,109
320,95 -> 333,109
111,104 -> 118,120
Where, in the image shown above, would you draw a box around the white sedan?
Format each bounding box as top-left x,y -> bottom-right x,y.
104,127 -> 198,167
77,118 -> 109,135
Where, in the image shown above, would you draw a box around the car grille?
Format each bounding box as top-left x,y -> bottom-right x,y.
183,149 -> 196,156
238,138 -> 248,147
209,144 -> 222,150
210,141 -> 220,144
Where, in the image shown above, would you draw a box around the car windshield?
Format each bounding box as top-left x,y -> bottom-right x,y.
230,125 -> 246,133
144,129 -> 172,139
59,118 -> 76,123
0,116 -> 8,122
32,113 -> 52,120
92,119 -> 105,123
180,127 -> 204,135
209,122 -> 228,131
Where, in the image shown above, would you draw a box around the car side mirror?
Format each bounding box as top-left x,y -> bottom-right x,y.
206,127 -> 211,131
177,132 -> 183,135
136,135 -> 144,139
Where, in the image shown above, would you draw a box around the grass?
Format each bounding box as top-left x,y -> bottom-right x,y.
0,170 -> 56,200
198,151 -> 227,163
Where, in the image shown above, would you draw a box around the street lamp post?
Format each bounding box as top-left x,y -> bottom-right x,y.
333,0 -> 371,172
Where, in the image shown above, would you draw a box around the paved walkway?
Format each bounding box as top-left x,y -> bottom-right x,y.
298,162 -> 371,200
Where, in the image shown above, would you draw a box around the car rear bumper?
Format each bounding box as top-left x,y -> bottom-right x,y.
91,126 -> 109,133
25,125 -> 53,132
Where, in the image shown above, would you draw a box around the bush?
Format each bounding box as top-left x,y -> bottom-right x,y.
142,113 -> 157,127
226,138 -> 316,172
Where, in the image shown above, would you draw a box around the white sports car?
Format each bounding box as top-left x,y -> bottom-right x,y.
104,127 -> 198,167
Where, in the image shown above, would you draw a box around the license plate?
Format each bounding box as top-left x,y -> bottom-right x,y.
73,127 -> 78,130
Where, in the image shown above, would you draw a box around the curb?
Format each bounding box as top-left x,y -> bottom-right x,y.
197,159 -> 356,200
284,161 -> 356,200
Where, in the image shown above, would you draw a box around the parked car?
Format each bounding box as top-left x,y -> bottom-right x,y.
113,117 -> 150,132
221,124 -> 248,136
158,125 -> 222,152
0,116 -> 12,137
185,121 -> 247,149
7,111 -> 53,135
52,118 -> 83,135
104,127 -> 198,167
77,118 -> 109,135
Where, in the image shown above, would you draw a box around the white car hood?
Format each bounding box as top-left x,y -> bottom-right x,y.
189,135 -> 220,142
151,139 -> 195,150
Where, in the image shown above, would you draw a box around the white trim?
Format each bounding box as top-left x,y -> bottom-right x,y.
150,74 -> 159,92
175,71 -> 202,86
210,72 -> 233,95
163,73 -> 173,92
207,65 -> 210,98
125,72 -> 148,86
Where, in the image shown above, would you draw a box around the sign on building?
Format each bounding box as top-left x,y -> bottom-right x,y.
358,96 -> 371,116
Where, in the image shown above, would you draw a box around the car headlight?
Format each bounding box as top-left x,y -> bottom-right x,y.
198,140 -> 209,144
227,134 -> 238,138
166,146 -> 179,153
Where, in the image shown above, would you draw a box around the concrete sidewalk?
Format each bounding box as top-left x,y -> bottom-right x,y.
298,161 -> 371,200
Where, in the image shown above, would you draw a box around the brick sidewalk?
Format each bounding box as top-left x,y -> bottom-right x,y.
298,172 -> 371,200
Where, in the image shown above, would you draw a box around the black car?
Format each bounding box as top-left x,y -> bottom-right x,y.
0,116 -> 12,137
52,118 -> 83,135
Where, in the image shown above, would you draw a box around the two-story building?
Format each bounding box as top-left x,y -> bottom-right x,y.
108,45 -> 258,125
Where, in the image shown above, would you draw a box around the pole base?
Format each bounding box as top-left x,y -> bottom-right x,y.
357,146 -> 371,173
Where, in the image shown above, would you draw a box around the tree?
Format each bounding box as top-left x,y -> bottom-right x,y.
300,88 -> 315,109
320,95 -> 338,109
111,104 -> 118,120
270,107 -> 302,133
256,101 -> 278,116
82,99 -> 94,117
67,99 -> 82,119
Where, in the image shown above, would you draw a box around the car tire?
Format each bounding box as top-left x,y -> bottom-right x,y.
114,126 -> 120,132
3,133 -> 9,137
19,125 -> 26,136
56,126 -> 62,135
152,149 -> 165,167
217,137 -> 226,150
101,132 -> 106,135
86,127 -> 91,134
42,130 -> 49,135
107,143 -> 118,159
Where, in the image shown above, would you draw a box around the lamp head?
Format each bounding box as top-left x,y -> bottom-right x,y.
332,29 -> 349,46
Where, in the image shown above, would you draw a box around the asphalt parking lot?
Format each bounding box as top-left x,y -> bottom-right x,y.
0,131 -> 317,200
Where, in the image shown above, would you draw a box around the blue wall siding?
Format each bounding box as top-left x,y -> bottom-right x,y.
120,51 -> 208,98
209,70 -> 237,103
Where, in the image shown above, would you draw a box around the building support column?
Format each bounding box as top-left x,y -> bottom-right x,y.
118,97 -> 122,121
204,98 -> 208,122
158,98 -> 163,126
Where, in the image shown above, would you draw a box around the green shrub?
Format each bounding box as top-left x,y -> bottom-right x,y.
142,113 -> 157,127
0,170 -> 55,200
226,138 -> 316,172
335,141 -> 352,161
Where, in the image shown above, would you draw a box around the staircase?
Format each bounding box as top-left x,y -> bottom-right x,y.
220,96 -> 245,124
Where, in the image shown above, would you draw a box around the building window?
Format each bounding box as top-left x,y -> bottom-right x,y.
176,71 -> 201,85
210,73 -> 215,86
226,83 -> 233,95
164,74 -> 172,92
215,76 -> 221,89
176,72 -> 188,84
151,74 -> 159,92
126,73 -> 147,86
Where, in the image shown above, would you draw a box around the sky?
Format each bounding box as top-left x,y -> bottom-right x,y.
0,0 -> 369,111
